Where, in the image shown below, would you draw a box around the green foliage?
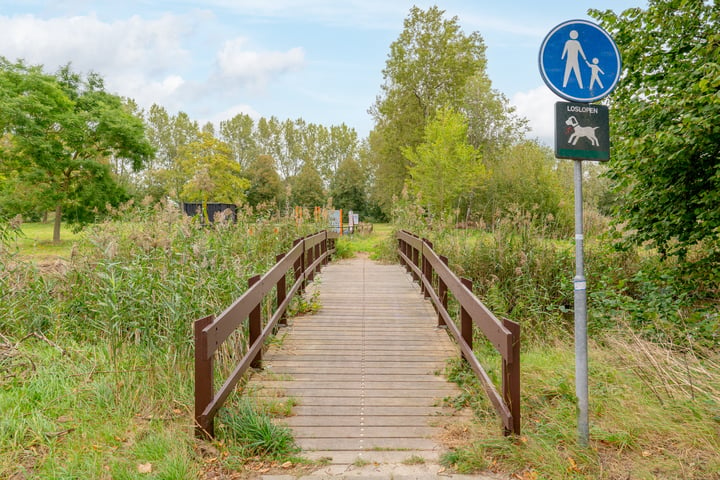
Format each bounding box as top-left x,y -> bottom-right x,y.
461,74 -> 528,156
404,107 -> 485,218
394,205 -> 576,340
289,163 -> 325,208
589,251 -> 720,349
178,132 -> 250,205
287,289 -> 321,316
476,141 -> 573,236
219,112 -> 258,170
591,1 -> 720,265
217,399 -> 299,459
0,338 -> 201,479
0,59 -> 154,241
245,154 -> 284,208
329,157 -> 367,216
143,106 -> 201,200
370,5 -> 488,213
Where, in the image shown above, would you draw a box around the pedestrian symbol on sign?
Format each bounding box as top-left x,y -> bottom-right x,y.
539,20 -> 621,103
562,30 -> 587,88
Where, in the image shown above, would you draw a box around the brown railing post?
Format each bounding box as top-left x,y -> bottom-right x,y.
276,253 -> 287,326
422,239 -> 433,298
248,275 -> 263,369
321,231 -> 328,266
307,236 -> 315,283
438,255 -> 449,327
314,238 -> 321,270
460,278 -> 473,362
194,314 -> 215,438
294,238 -> 305,292
411,239 -> 420,282
503,318 -> 522,436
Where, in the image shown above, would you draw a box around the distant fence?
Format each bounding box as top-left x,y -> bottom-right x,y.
397,230 -> 521,436
194,231 -> 337,437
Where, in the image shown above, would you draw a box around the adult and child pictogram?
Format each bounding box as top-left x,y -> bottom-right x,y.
539,19 -> 621,103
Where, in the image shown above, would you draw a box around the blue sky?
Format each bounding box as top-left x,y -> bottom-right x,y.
0,1 -> 645,144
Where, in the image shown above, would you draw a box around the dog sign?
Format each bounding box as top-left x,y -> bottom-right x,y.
554,101 -> 609,161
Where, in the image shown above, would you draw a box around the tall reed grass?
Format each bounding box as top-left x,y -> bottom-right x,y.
1,200 -> 318,356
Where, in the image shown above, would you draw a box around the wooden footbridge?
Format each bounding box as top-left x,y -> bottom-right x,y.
193,230 -> 520,464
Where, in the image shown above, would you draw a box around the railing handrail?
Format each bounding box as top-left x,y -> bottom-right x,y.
396,230 -> 521,436
194,230 -> 338,437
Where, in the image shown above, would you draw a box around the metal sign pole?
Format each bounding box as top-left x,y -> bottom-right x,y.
540,18 -> 621,448
573,159 -> 589,446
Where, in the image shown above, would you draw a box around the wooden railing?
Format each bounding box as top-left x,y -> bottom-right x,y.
397,230 -> 521,436
194,231 -> 337,437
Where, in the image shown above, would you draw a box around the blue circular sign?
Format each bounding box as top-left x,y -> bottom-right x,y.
539,19 -> 621,103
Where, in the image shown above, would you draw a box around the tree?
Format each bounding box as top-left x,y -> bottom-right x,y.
591,1 -> 720,260
403,108 -> 485,218
143,106 -> 200,200
329,157 -> 367,215
289,163 -> 325,208
177,132 -> 249,210
245,154 -> 283,208
0,60 -> 153,242
256,116 -> 285,176
219,113 -> 258,170
461,74 -> 528,157
370,6 -> 487,212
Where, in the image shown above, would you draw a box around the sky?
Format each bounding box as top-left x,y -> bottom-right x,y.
0,0 -> 646,145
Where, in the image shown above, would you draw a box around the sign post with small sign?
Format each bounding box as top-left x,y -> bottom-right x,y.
539,19 -> 621,447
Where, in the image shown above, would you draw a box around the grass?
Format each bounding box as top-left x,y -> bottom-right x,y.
333,223 -> 395,261
216,399 -> 299,459
440,337 -> 720,479
10,222 -> 83,259
0,338 -> 201,479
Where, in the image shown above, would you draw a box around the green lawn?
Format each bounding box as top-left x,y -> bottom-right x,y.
11,222 -> 83,259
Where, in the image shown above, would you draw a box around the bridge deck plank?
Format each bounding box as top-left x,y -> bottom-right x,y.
245,256 -> 464,460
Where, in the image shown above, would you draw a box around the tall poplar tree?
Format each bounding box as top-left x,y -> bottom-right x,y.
369,6 -> 487,213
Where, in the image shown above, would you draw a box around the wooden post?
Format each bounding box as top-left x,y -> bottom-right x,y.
194,314 -> 215,438
294,238 -> 305,292
460,278 -> 473,362
248,275 -> 262,369
321,231 -> 328,266
502,318 -> 522,436
422,239 -> 433,299
307,236 -> 315,283
438,255 -> 449,327
411,242 -> 420,283
276,253 -> 287,326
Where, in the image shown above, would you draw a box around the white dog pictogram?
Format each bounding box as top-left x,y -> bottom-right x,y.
565,116 -> 599,146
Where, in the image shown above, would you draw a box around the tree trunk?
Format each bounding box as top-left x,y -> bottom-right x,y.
53,204 -> 62,244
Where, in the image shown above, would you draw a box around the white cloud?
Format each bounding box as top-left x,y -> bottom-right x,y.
510,86 -> 560,145
216,37 -> 305,87
108,74 -> 187,111
0,13 -> 194,75
202,103 -> 261,127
